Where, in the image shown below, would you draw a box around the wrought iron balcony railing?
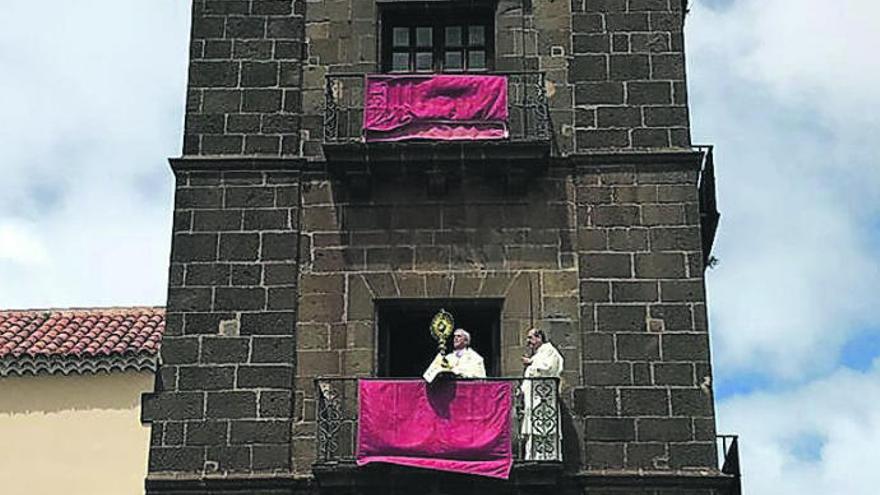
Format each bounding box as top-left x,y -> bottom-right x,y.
315,377 -> 562,465
717,434 -> 742,495
696,145 -> 720,268
323,72 -> 551,145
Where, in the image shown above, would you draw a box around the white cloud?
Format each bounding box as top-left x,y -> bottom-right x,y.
0,0 -> 190,308
0,223 -> 49,267
691,0 -> 880,126
687,1 -> 880,379
0,4 -> 876,495
718,359 -> 880,494
689,4 -> 880,489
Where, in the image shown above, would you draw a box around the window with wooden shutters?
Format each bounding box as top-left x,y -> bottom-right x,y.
381,4 -> 494,73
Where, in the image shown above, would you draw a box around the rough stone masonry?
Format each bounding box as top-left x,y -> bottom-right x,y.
143,0 -> 733,493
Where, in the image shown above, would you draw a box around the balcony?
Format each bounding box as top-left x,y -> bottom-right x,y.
322,72 -> 552,165
313,377 -> 742,493
696,145 -> 721,269
314,377 -> 562,468
717,434 -> 742,495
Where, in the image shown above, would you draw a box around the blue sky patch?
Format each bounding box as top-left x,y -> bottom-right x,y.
840,327 -> 880,372
714,370 -> 772,400
698,0 -> 737,10
787,432 -> 826,464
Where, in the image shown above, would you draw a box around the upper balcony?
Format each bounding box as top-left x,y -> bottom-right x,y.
322,72 -> 552,165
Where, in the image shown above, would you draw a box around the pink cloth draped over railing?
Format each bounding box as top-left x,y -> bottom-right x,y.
356,379 -> 514,479
363,74 -> 509,142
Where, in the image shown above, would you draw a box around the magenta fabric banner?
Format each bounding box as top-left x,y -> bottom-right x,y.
356,379 -> 514,479
363,74 -> 509,142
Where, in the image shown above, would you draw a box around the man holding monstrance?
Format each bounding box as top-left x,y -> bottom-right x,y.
423,309 -> 486,382
358,309 -> 513,479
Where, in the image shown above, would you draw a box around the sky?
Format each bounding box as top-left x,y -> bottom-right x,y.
1,0 -> 878,492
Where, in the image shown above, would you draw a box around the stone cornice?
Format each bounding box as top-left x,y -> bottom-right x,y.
145,467 -> 738,493
169,156 -> 311,172
554,149 -> 705,171
168,149 -> 707,174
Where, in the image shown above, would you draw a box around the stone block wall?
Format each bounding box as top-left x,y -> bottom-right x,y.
143,168 -> 301,475
300,0 -> 378,158
291,169 -> 583,473
571,0 -> 691,150
148,0 -> 723,486
144,158 -> 718,476
571,160 -> 716,470
494,0 -> 576,154
184,0 -> 306,156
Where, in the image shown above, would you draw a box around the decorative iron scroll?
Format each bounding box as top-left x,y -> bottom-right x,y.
316,381 -> 343,462
531,73 -> 551,140
323,79 -> 339,142
529,378 -> 560,459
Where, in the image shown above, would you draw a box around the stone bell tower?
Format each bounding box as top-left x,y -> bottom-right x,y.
143,0 -> 739,493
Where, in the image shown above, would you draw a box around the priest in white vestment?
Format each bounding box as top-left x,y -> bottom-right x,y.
423,328 -> 486,382
521,328 -> 563,460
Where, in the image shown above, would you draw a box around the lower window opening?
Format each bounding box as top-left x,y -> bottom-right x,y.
376,298 -> 502,378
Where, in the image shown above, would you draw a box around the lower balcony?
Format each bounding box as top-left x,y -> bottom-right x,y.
314,377 -> 562,473
312,377 -> 742,494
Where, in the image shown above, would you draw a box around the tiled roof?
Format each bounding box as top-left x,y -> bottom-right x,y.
0,307 -> 165,376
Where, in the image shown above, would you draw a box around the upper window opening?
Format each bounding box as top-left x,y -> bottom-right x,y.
381,4 -> 494,73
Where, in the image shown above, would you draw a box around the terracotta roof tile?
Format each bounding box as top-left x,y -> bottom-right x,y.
0,307 -> 165,360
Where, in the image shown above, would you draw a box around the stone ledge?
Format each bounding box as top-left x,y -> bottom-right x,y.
559,149 -> 704,170
168,149 -> 709,176
312,461 -> 564,487
170,156 -> 311,172
322,140 -> 551,164
573,468 -> 739,491
145,467 -> 739,494
146,473 -> 312,494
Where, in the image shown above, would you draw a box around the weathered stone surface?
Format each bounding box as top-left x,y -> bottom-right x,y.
573,386 -> 617,416
580,253 -> 632,278
150,0 -> 721,482
597,305 -> 646,332
616,333 -> 660,360
206,391 -> 258,419
637,418 -> 693,442
621,388 -> 669,416
584,362 -> 632,385
587,418 -> 635,442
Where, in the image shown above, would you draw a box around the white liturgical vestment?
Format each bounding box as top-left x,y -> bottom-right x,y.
423,348 -> 486,382
523,342 -> 564,381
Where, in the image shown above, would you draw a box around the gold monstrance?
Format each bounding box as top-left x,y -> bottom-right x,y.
430,309 -> 455,369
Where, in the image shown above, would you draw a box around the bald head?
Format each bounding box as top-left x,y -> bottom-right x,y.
452,328 -> 471,350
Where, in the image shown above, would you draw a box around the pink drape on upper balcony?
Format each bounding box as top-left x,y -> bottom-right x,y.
356,379 -> 514,479
362,74 -> 508,142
